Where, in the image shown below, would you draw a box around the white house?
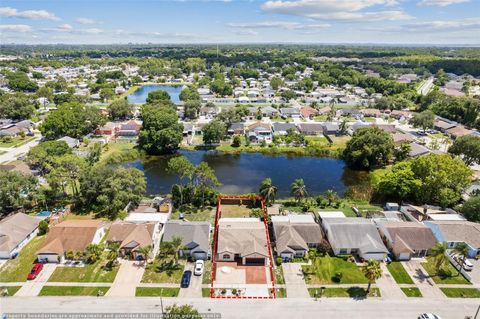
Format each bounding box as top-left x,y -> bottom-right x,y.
0,213 -> 41,259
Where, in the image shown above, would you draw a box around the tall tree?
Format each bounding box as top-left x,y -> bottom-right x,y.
0,170 -> 38,213
448,135 -> 480,166
139,104 -> 183,154
291,179 -> 308,203
146,90 -> 171,104
431,243 -> 448,275
259,178 -> 277,206
454,242 -> 470,272
202,120 -> 226,145
410,110 -> 435,133
107,99 -> 134,120
460,196 -> 480,222
362,259 -> 382,295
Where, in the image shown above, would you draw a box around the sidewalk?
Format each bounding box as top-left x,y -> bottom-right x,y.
15,264 -> 57,297
375,263 -> 406,299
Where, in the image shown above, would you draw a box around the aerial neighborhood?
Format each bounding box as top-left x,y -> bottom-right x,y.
0,45 -> 480,314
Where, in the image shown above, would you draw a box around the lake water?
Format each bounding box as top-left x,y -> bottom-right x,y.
123,150 -> 366,198
127,85 -> 184,104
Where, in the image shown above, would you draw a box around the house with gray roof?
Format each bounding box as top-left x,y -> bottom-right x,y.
424,221 -> 480,258
409,143 -> 430,158
260,106 -> 279,118
162,220 -> 210,260
0,213 -> 41,259
297,123 -> 324,136
321,217 -> 387,261
272,214 -> 324,261
322,122 -> 340,135
280,107 -> 301,119
57,136 -> 80,148
272,122 -> 297,136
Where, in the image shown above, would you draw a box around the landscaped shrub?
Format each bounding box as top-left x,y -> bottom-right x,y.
276,257 -> 282,266
332,272 -> 343,283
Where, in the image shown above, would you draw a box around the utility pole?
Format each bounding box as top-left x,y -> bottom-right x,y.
474,303 -> 480,319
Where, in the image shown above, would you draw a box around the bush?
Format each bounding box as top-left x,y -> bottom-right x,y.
332,272 -> 343,283
232,136 -> 242,148
38,220 -> 49,235
276,257 -> 282,266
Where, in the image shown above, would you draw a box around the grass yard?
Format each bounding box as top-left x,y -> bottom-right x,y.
421,258 -> 470,285
387,262 -> 414,284
135,287 -> 180,297
401,287 -> 422,297
274,265 -> 285,285
276,288 -> 287,298
0,236 -> 45,282
171,208 -> 214,222
219,204 -> 254,218
48,254 -> 119,283
302,255 -> 368,285
0,286 -> 22,296
441,288 -> 480,298
202,260 -> 212,285
142,258 -> 185,284
202,288 -> 211,298
0,136 -> 36,148
100,142 -> 141,164
308,287 -> 380,298
39,286 -> 110,296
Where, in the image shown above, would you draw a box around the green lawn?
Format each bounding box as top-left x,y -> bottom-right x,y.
202,260 -> 212,285
0,136 -> 36,148
441,288 -> 480,298
39,286 -> 110,296
387,262 -> 414,284
276,288 -> 287,298
202,288 -> 211,298
99,142 -> 140,164
401,287 -> 422,297
219,204 -> 254,218
171,208 -> 214,222
308,287 -> 380,298
135,287 -> 180,297
421,258 -> 470,285
142,258 -> 185,283
0,236 -> 45,282
0,286 -> 22,297
48,254 -> 119,283
302,255 -> 368,285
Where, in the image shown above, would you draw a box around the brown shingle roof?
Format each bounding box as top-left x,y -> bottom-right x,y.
217,219 -> 268,258
107,221 -> 155,250
384,222 -> 437,253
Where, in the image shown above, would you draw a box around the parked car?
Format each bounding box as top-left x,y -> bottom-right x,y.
27,263 -> 43,280
181,270 -> 192,288
194,260 -> 204,276
418,314 -> 442,319
450,253 -> 474,271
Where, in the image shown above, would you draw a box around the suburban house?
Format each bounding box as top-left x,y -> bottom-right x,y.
162,220 -> 210,260
280,108 -> 301,119
400,204 -> 466,222
260,106 -> 279,118
297,123 -> 324,136
106,221 -> 158,259
95,121 -> 119,137
247,122 -> 272,143
0,213 -> 41,259
361,108 -> 381,118
322,122 -> 340,135
434,118 -> 456,133
228,123 -> 246,135
321,217 -> 388,261
300,106 -> 318,119
216,218 -> 269,266
409,143 -> 430,158
377,222 -> 437,260
117,120 -> 142,137
424,221 -> 480,258
272,214 -> 324,261
37,220 -> 107,263
446,125 -> 474,139
57,136 -> 80,148
272,122 -> 297,136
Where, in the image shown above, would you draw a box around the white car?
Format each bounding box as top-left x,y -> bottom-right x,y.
418,313 -> 442,319
194,260 -> 204,276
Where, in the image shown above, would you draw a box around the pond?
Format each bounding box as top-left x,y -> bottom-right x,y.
123,150 -> 369,198
127,85 -> 184,104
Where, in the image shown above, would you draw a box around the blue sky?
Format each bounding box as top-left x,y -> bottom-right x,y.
0,0 -> 479,45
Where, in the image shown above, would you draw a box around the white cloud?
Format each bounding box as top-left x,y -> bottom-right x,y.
402,19 -> 480,32
418,0 -> 470,6
76,17 -> 97,25
41,25 -> 104,34
0,24 -> 32,32
261,0 -> 412,22
0,7 -> 59,20
58,24 -> 73,31
234,29 -> 259,36
228,21 -> 330,30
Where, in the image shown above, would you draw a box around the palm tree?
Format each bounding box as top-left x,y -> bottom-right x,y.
169,236 -> 184,264
137,245 -> 152,262
363,259 -> 382,295
85,244 -> 103,264
107,242 -> 120,266
259,178 -> 278,206
291,179 -> 308,203
431,242 -> 448,274
454,242 -> 469,272
324,189 -> 338,206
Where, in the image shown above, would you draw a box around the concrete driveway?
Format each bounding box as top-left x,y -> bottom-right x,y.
465,258 -> 480,284
282,263 -> 309,298
402,260 -> 444,298
106,260 -> 144,297
178,262 -> 202,298
376,263 -> 405,299
15,263 -> 57,297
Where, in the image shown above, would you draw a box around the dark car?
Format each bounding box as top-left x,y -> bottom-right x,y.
181,270 -> 192,288
27,262 -> 43,280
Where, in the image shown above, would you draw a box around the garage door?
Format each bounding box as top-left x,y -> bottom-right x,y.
193,252 -> 207,260
245,258 -> 265,265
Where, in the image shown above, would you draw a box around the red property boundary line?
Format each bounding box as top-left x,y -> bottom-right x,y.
210,195 -> 276,299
